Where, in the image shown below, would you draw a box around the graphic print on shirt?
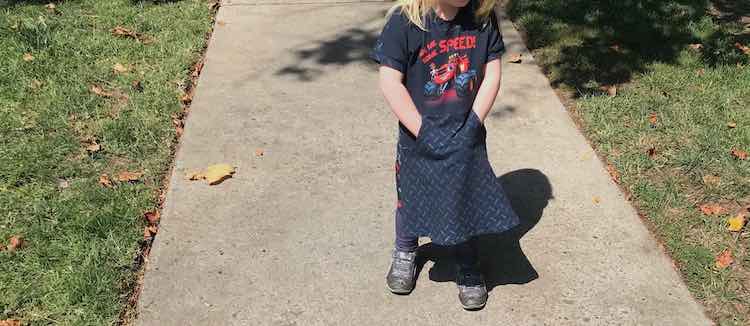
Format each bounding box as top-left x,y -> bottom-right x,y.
420,34 -> 478,106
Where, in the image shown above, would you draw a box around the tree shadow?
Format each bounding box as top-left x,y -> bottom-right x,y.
275,9 -> 388,81
505,0 -> 747,96
415,168 -> 552,293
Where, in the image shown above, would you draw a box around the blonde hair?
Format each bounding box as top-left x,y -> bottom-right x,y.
387,0 -> 497,31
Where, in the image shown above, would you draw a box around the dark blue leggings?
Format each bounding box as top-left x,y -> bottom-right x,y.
395,211 -> 479,265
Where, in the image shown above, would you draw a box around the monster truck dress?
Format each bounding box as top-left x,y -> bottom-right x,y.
370,3 -> 520,246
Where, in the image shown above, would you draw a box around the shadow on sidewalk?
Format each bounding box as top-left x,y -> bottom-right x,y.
416,168 -> 552,292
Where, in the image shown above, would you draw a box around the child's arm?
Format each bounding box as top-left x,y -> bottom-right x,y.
471,58 -> 502,122
378,66 -> 422,136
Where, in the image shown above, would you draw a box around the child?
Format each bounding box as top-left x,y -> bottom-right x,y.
369,0 -> 520,310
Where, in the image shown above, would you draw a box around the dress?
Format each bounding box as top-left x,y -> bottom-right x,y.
370,2 -> 520,246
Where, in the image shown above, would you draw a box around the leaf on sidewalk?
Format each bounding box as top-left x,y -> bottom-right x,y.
185,164 -> 235,185
727,213 -> 746,232
507,53 -> 522,63
255,148 -> 264,157
715,249 -> 733,269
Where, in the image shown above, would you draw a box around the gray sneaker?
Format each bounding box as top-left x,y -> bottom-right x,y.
386,250 -> 418,294
456,262 -> 488,310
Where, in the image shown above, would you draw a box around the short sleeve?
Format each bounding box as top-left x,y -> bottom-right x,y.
485,13 -> 505,63
369,12 -> 409,73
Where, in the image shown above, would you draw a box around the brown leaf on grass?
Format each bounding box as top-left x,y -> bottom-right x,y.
255,148 -> 264,157
30,79 -> 43,89
727,121 -> 737,128
699,203 -> 727,215
116,171 -> 143,182
648,112 -> 658,126
22,53 -> 34,62
606,164 -> 620,183
727,213 -> 746,232
85,142 -> 101,153
735,42 -> 750,55
144,210 -> 160,225
646,146 -> 656,158
99,174 -> 113,188
599,85 -> 617,97
113,63 -> 129,74
181,92 -> 193,105
91,84 -> 113,97
45,3 -> 56,10
507,53 -> 522,63
696,68 -> 705,76
731,148 -> 748,160
111,26 -> 154,44
702,174 -> 721,186
58,179 -> 69,189
5,235 -> 24,252
715,249 -> 733,269
131,79 -> 143,92
0,319 -> 21,326
688,43 -> 703,50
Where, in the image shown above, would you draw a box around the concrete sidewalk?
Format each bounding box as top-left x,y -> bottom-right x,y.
136,2 -> 712,325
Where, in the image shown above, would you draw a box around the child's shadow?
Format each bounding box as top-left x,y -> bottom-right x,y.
416,168 -> 552,292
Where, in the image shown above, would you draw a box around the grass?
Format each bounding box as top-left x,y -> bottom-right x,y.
0,0 -> 212,324
507,0 -> 750,324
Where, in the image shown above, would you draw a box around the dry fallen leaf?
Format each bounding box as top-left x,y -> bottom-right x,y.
646,146 -> 656,158
181,91 -> 193,105
58,179 -> 70,189
217,20 -> 227,26
91,84 -> 113,97
85,142 -> 101,153
30,79 -> 43,89
696,68 -> 705,76
699,203 -> 727,215
46,3 -> 56,10
204,164 -> 235,185
6,235 -> 24,252
606,164 -> 620,183
688,43 -> 703,50
186,164 -> 235,185
99,174 -> 113,188
727,213 -> 746,232
116,171 -> 143,182
731,148 -> 748,160
113,63 -> 129,74
715,249 -> 733,269
598,85 -> 617,97
702,174 -> 721,186
191,60 -> 204,78
507,53 -> 522,63
144,225 -> 158,239
111,26 -> 153,44
22,53 -> 34,62
0,319 -> 21,326
592,196 -> 601,204
735,42 -> 750,55
648,112 -> 658,126
144,210 -> 160,225
255,148 -> 264,157
727,122 -> 737,128
131,79 -> 143,92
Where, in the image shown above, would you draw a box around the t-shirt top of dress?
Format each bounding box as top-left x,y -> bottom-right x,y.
369,2 -> 505,146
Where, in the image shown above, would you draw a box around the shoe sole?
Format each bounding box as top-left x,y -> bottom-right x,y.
386,283 -> 414,295
461,301 -> 486,310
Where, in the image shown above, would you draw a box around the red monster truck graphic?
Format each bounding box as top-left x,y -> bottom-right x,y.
424,53 -> 477,98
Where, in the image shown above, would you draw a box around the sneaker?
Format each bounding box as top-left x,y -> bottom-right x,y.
456,262 -> 488,310
386,250 -> 418,294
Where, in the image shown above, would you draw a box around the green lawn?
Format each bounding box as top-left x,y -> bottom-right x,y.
0,0 -> 212,324
507,0 -> 749,324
